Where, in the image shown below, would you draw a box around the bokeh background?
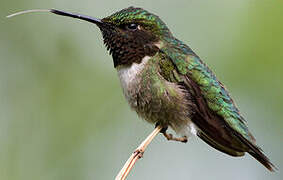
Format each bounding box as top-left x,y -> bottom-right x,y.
1,0 -> 282,180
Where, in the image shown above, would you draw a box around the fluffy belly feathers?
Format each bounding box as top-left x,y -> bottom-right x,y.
116,56 -> 197,136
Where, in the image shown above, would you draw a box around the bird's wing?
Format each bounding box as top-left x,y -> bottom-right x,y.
160,42 -> 275,171
160,43 -> 254,141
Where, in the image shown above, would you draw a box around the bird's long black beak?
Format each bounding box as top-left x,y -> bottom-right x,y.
50,9 -> 103,25
7,9 -> 103,26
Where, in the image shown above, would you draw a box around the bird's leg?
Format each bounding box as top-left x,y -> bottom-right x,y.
160,125 -> 188,143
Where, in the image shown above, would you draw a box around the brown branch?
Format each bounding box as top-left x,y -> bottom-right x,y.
115,125 -> 162,180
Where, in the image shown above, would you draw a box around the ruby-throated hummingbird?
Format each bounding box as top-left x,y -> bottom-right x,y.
8,7 -> 276,171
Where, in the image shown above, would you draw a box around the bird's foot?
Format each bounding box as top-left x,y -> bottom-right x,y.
157,124 -> 188,143
162,132 -> 188,143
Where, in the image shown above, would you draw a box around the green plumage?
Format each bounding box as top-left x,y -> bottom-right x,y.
158,35 -> 276,170
103,7 -> 170,36
102,7 -> 276,170
44,6 -> 276,171
180,53 -> 251,140
160,37 -> 252,140
103,7 -> 275,171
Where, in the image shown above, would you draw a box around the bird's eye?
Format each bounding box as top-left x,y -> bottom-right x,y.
126,23 -> 138,31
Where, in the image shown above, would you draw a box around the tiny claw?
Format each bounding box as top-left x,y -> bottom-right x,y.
180,137 -> 188,143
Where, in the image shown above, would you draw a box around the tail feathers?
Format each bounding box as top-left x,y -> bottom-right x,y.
239,135 -> 277,171
248,147 -> 277,172
232,130 -> 277,171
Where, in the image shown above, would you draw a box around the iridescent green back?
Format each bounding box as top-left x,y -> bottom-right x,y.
161,38 -> 255,142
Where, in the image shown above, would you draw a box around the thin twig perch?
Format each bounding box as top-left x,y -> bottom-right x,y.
115,125 -> 162,180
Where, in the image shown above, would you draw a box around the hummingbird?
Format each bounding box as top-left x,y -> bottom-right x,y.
8,6 -> 276,171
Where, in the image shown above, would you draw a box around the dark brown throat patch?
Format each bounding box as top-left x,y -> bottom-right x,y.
99,24 -> 159,67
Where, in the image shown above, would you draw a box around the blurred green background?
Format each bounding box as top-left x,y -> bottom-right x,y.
1,0 -> 282,180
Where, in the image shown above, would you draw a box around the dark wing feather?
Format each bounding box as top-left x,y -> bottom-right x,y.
185,75 -> 276,171
183,76 -> 247,154
160,41 -> 276,171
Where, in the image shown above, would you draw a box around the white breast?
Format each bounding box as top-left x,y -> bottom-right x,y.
116,55 -> 199,137
116,56 -> 151,99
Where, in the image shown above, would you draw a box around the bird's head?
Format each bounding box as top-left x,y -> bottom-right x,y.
8,7 -> 172,67
99,7 -> 171,67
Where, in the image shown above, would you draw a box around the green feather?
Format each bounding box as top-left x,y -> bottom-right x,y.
161,39 -> 254,142
102,6 -> 170,36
